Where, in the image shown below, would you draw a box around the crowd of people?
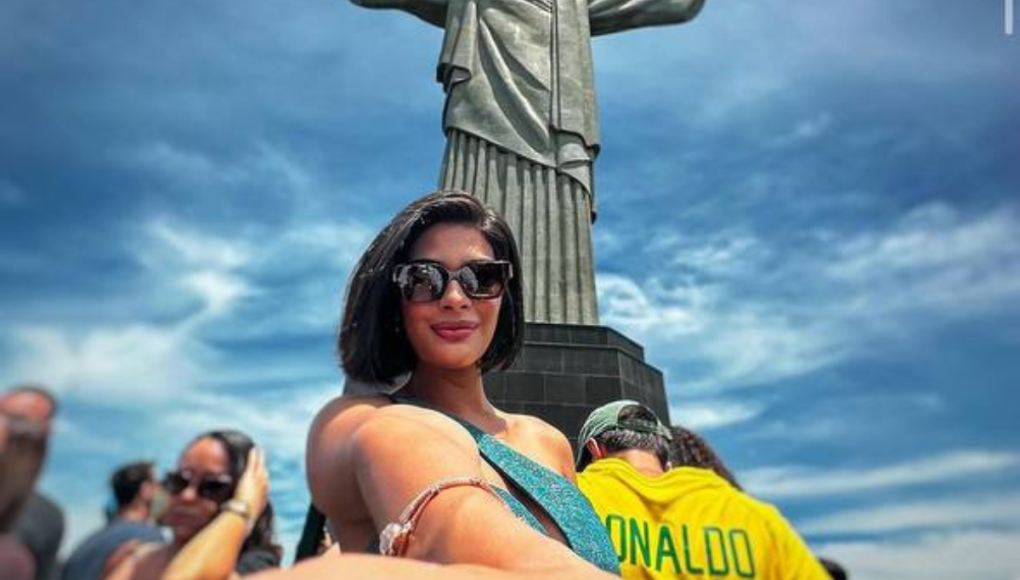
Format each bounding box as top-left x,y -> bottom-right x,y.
1,190 -> 847,580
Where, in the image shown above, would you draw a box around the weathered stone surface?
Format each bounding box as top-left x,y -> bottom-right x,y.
490,322 -> 670,452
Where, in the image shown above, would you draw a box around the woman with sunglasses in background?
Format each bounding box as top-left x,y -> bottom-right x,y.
105,429 -> 280,580
260,190 -> 619,580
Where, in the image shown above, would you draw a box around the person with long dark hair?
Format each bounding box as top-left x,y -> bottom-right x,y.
104,429 -> 280,580
256,190 -> 619,580
669,424 -> 742,490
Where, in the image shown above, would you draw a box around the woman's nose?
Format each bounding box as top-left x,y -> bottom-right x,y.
178,483 -> 200,502
439,280 -> 470,309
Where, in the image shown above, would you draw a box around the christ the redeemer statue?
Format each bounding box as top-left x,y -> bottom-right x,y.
348,0 -> 706,325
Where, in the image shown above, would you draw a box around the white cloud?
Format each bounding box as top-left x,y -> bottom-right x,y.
124,141 -> 325,204
597,274 -> 703,335
597,202 -> 1020,392
181,270 -> 251,317
801,493 -> 1020,535
4,324 -> 208,401
1,212 -> 372,402
141,219 -> 256,320
265,221 -> 375,273
598,271 -> 846,392
817,530 -> 1020,580
670,399 -> 764,430
1,219 -> 261,400
825,202 -> 1020,317
743,450 -> 1020,500
161,384 -> 338,461
663,231 -> 767,277
771,112 -> 833,147
147,220 -> 250,271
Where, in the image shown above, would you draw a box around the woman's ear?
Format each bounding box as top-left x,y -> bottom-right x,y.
585,439 -> 604,462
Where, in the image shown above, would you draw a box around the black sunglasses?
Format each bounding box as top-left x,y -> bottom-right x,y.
162,469 -> 235,503
392,260 -> 513,302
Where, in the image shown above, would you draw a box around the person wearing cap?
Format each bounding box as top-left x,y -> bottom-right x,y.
576,401 -> 830,580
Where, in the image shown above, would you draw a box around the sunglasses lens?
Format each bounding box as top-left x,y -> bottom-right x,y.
162,470 -> 233,502
464,262 -> 506,298
401,263 -> 446,302
162,472 -> 189,495
198,478 -> 234,503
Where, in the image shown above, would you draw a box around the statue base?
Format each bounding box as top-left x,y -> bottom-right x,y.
485,323 -> 670,449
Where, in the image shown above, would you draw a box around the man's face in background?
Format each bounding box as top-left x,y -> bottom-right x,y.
0,391 -> 54,432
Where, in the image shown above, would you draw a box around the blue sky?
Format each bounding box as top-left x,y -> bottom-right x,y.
2,0 -> 1018,578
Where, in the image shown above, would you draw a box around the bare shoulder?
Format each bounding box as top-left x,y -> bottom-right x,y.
306,395 -> 389,481
308,394 -> 391,449
503,412 -> 576,481
344,403 -> 482,469
305,394 -> 388,518
308,394 -> 476,456
512,413 -> 569,444
306,394 -> 482,519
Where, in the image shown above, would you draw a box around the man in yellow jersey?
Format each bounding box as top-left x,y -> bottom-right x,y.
576,401 -> 831,580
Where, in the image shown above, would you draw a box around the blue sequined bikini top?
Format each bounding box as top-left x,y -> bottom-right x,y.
388,393 -> 620,574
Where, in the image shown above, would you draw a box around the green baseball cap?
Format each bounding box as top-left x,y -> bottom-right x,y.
576,400 -> 672,470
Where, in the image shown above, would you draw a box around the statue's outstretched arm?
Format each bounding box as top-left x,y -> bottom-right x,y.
588,0 -> 705,36
348,0 -> 448,28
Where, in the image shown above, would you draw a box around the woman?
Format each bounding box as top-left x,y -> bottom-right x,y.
261,190 -> 619,580
105,430 -> 280,580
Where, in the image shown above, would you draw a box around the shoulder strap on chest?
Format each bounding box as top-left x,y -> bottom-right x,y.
392,393 -> 620,573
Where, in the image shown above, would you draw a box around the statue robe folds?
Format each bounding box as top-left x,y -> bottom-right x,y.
350,0 -> 705,324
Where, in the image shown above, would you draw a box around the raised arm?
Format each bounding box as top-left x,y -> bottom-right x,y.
298,401 -> 617,580
588,0 -> 706,36
346,0 -> 448,29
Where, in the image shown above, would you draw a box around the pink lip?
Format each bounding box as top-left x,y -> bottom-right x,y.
431,321 -> 479,341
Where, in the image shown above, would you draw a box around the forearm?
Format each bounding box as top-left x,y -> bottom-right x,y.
163,511 -> 248,580
589,0 -> 706,36
347,0 -> 448,27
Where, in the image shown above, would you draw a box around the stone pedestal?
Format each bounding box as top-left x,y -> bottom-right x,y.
485,323 -> 670,448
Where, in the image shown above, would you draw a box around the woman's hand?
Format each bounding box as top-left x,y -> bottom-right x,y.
232,448 -> 270,527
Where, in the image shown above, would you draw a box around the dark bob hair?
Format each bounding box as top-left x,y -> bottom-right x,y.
339,190 -> 524,385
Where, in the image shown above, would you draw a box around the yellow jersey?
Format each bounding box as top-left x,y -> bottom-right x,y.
577,459 -> 829,580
